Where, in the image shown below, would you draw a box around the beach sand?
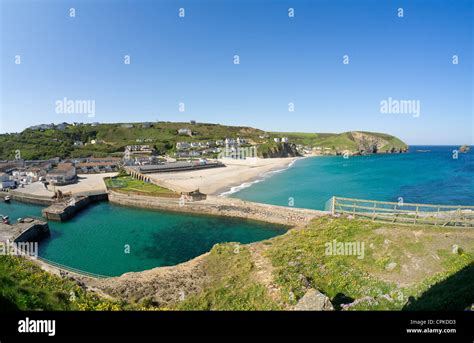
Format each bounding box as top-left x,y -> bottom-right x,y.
147,157 -> 298,195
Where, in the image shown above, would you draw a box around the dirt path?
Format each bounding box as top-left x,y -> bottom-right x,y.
247,242 -> 285,306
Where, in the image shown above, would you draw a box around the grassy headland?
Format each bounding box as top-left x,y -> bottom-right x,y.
2,217 -> 472,311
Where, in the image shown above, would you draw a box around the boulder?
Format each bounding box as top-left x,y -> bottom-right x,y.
452,244 -> 463,255
294,289 -> 334,311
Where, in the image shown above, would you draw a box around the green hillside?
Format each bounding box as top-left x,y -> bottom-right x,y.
0,122 -> 265,160
271,131 -> 408,153
0,122 -> 408,160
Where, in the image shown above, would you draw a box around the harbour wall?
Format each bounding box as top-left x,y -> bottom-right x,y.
5,191 -> 54,206
13,220 -> 50,243
42,193 -> 108,221
108,191 -> 328,226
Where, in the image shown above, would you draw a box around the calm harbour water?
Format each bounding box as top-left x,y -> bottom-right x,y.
0,201 -> 286,276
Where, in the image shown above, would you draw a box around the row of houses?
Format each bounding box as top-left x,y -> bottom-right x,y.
1,157 -> 124,188
176,138 -> 249,150
8,162 -> 76,186
123,156 -> 165,166
175,137 -> 250,158
27,122 -> 98,131
125,145 -> 154,153
73,157 -> 122,174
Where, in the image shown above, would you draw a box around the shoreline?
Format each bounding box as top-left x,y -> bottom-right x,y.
217,157 -> 303,197
145,156 -> 302,196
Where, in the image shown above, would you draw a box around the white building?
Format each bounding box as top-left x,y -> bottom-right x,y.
46,163 -> 77,185
176,142 -> 191,150
178,128 -> 192,136
0,173 -> 16,189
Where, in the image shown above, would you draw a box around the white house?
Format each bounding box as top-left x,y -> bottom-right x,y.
0,173 -> 15,189
178,128 -> 192,136
46,163 -> 77,185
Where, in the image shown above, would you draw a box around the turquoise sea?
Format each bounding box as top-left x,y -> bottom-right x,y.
0,201 -> 286,276
231,146 -> 474,210
1,146 -> 472,276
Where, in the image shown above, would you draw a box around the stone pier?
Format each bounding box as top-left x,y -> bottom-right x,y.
42,194 -> 107,221
0,218 -> 50,244
108,191 -> 328,226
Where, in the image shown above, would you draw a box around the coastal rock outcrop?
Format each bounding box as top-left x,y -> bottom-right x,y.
350,131 -> 407,154
260,142 -> 301,158
293,289 -> 334,311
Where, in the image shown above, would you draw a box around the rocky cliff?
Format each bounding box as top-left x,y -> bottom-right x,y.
349,131 -> 407,154
259,142 -> 301,158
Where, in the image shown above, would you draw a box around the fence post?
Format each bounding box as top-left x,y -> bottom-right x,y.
331,196 -> 336,215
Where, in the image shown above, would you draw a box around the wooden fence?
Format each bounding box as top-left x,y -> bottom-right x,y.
326,196 -> 474,228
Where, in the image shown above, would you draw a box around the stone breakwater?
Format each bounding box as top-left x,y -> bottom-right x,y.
108,191 -> 328,226
0,218 -> 50,244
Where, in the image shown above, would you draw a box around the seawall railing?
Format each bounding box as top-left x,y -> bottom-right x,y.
37,256 -> 109,279
327,196 -> 474,228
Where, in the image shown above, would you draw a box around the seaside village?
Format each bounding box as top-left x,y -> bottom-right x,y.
0,123 -> 295,211
0,121 -> 356,228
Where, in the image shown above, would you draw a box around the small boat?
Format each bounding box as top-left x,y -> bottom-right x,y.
4,195 -> 11,203
1,215 -> 10,224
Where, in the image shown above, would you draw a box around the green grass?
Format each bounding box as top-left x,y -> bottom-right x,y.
176,243 -> 280,310
265,217 -> 474,310
1,217 -> 472,311
0,255 -> 129,311
105,176 -> 177,197
270,131 -> 408,152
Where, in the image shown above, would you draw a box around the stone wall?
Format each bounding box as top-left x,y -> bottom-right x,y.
108,191 -> 328,226
7,191 -> 54,206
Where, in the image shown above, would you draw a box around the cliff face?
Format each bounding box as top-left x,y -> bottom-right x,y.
349,132 -> 407,154
259,143 -> 300,158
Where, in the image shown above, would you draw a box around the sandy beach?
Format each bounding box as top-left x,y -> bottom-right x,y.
147,157 -> 299,195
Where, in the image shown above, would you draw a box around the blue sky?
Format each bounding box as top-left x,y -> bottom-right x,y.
1,0 -> 472,145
